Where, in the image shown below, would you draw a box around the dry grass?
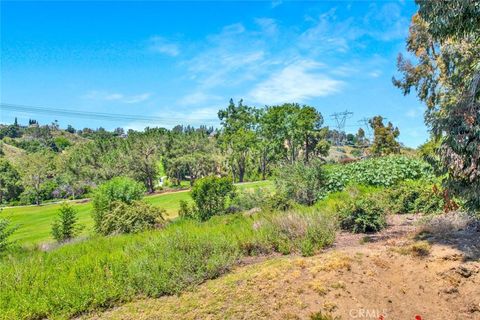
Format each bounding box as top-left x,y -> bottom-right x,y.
394,240 -> 431,257
419,211 -> 477,236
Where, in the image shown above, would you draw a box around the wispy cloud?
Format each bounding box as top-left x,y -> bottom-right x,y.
248,60 -> 343,104
149,36 -> 180,56
406,106 -> 424,118
84,91 -> 152,104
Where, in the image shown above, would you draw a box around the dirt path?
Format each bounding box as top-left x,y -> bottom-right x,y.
84,214 -> 480,320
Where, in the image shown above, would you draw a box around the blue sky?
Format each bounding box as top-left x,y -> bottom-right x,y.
1,1 -> 428,147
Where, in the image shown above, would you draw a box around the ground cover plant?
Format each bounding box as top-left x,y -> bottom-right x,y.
323,155 -> 432,194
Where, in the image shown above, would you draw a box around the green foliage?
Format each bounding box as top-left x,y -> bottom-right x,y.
0,217 -> 17,254
339,193 -> 387,233
394,2 -> 480,211
229,187 -> 271,211
98,201 -> 165,235
191,176 -> 235,221
17,151 -> 56,205
53,136 -> 71,151
324,155 -> 431,193
369,115 -> 400,156
0,210 -> 336,319
386,179 -> 444,215
92,177 -> 145,232
178,199 -> 195,219
274,159 -> 326,206
51,203 -> 82,242
0,158 -> 22,203
218,99 -> 257,183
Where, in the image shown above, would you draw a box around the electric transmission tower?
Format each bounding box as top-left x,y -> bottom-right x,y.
329,110 -> 353,145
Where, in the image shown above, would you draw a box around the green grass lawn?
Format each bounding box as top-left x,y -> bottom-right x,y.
1,180 -> 272,246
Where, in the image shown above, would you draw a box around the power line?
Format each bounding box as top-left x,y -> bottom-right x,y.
329,110 -> 353,145
0,103 -> 219,124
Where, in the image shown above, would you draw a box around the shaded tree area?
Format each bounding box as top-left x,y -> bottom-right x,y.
394,0 -> 480,211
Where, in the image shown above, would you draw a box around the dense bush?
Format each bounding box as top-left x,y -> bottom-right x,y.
51,203 -> 82,242
338,193 -> 387,233
274,160 -> 326,205
92,177 -> 145,232
324,155 -> 431,194
386,179 -> 445,214
98,201 -> 165,235
191,176 -> 234,221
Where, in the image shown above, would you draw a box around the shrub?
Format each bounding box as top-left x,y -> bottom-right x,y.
386,180 -> 444,214
51,203 -> 82,242
339,193 -> 387,233
256,209 -> 337,256
0,218 -> 17,253
92,177 -> 145,232
98,201 -> 165,235
191,176 -> 234,221
178,200 -> 195,219
229,187 -> 270,211
274,160 -> 326,206
266,193 -> 293,211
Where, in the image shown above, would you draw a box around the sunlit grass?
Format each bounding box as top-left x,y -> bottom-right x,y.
1,180 -> 272,246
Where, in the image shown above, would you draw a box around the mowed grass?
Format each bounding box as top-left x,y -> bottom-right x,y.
1,180 -> 272,246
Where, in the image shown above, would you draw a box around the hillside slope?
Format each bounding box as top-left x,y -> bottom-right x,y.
84,214 -> 480,320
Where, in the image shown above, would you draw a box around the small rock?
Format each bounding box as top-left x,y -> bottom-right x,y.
441,287 -> 459,294
456,266 -> 474,278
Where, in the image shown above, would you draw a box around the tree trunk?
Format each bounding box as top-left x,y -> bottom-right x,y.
305,133 -> 309,163
146,175 -> 154,193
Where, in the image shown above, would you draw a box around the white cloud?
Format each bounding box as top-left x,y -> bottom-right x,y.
84,91 -> 152,104
248,60 -> 343,104
149,36 -> 180,56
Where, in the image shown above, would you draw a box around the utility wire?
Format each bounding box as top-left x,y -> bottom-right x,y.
0,103 -> 219,124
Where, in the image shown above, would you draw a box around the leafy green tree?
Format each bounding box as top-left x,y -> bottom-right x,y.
51,203 -> 82,242
191,176 -> 235,221
92,177 -> 145,232
18,151 -> 55,205
394,0 -> 480,210
355,128 -> 367,147
218,99 -> 258,182
369,116 -> 400,156
164,128 -> 219,185
262,104 -> 327,164
0,158 -> 23,203
125,131 -> 163,193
